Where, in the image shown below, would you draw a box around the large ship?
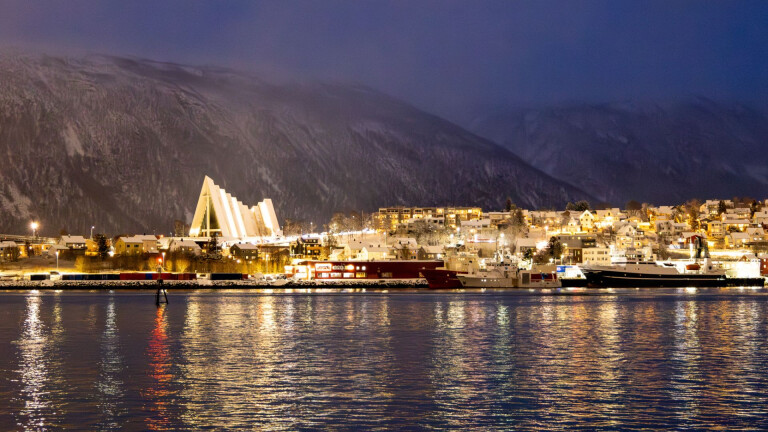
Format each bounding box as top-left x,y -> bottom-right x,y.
581,260 -> 728,287
456,261 -> 560,288
583,236 -> 764,288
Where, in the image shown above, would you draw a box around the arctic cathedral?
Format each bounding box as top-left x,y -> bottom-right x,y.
189,176 -> 282,239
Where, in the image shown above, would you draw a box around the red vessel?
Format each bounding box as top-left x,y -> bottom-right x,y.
422,269 -> 465,289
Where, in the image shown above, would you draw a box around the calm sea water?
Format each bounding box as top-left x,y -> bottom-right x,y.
1,288 -> 768,431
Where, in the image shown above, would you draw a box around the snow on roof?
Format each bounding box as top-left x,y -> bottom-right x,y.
0,241 -> 18,248
729,232 -> 750,240
363,246 -> 391,253
119,236 -> 144,243
60,235 -> 87,243
171,240 -> 201,248
232,243 -> 259,250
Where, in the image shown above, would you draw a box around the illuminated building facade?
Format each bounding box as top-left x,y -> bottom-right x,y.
189,176 -> 282,239
376,206 -> 483,231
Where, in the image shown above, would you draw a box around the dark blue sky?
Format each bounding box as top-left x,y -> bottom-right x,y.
1,0 -> 766,121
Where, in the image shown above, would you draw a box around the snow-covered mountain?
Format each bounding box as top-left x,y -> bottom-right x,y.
0,53 -> 590,236
468,99 -> 768,206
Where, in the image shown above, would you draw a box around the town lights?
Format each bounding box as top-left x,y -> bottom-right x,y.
30,221 -> 39,237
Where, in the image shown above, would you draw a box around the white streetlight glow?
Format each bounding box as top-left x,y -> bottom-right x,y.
30,221 -> 39,237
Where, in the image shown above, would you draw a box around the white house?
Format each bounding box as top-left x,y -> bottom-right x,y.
59,235 -> 87,250
169,239 -> 202,255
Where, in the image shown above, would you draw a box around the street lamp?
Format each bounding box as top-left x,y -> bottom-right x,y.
90,226 -> 95,239
161,252 -> 166,271
55,250 -> 59,271
30,221 -> 38,238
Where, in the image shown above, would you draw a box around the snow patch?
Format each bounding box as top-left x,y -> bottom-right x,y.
746,165 -> 768,185
0,181 -> 33,218
63,123 -> 84,156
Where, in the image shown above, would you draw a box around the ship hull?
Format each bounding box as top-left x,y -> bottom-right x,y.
583,269 -> 756,288
422,269 -> 464,289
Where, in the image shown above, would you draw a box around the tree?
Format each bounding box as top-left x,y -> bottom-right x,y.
625,200 -> 642,211
282,218 -> 306,236
566,200 -> 590,212
717,200 -> 727,216
205,232 -> 221,257
174,219 -> 190,237
504,197 -> 514,212
512,208 -> 526,231
522,248 -> 535,262
546,236 -> 563,261
93,234 -> 110,258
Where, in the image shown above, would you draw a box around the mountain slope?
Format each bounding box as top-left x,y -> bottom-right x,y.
0,53 -> 591,235
468,99 -> 768,205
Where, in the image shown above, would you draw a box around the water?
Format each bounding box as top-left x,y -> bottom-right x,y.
1,288 -> 768,431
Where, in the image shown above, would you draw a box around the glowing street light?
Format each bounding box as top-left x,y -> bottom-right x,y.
55,250 -> 59,271
90,226 -> 95,239
30,221 -> 39,237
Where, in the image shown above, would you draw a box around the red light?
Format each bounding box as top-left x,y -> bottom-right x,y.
157,258 -> 163,263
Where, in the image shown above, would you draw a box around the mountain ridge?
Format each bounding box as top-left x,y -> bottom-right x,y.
0,52 -> 591,236
468,98 -> 768,205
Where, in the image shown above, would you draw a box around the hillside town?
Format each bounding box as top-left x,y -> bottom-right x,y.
2,176 -> 768,282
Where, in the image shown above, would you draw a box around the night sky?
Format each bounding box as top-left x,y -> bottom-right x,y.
1,0 -> 766,122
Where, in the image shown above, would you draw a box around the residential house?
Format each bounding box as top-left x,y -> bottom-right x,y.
359,245 -> 392,261
59,235 -> 87,252
753,210 -> 768,225
114,237 -> 145,255
169,239 -> 202,256
134,235 -> 159,253
418,245 -> 444,260
230,243 -> 259,260
0,241 -> 19,261
722,218 -> 750,233
579,210 -> 596,231
725,232 -> 750,249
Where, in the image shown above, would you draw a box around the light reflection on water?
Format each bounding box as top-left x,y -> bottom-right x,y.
0,289 -> 767,430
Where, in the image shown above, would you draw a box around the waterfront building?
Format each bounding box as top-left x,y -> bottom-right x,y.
582,247 -> 612,266
189,176 -> 281,239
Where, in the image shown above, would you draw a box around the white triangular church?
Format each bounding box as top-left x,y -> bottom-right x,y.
189,176 -> 282,239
